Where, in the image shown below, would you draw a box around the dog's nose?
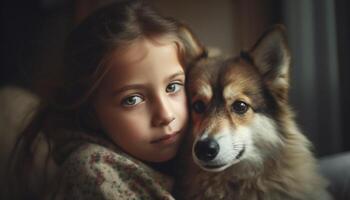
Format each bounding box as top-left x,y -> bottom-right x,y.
194,138 -> 220,162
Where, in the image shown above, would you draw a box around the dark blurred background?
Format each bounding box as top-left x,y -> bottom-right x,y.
1,0 -> 349,177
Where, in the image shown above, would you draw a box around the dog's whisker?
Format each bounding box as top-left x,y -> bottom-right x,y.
233,143 -> 244,148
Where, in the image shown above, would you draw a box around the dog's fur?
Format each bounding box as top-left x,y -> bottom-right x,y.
175,25 -> 332,200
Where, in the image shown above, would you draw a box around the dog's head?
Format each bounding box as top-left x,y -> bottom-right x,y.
186,25 -> 291,172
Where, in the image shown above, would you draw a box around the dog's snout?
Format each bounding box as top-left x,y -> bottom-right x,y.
194,138 -> 220,162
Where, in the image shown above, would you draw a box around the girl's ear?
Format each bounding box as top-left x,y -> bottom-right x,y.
177,24 -> 207,66
249,25 -> 291,100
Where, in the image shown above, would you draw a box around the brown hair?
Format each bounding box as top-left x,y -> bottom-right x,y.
8,0 -> 205,198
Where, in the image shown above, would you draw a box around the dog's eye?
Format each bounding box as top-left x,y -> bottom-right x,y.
192,100 -> 206,114
232,101 -> 249,114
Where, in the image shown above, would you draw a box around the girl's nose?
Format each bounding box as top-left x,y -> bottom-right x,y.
151,96 -> 175,127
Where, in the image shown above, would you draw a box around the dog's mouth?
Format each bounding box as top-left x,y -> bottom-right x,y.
197,146 -> 245,172
203,163 -> 226,169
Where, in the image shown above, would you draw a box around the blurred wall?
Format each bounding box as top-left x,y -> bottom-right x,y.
151,0 -> 236,55
150,0 -> 281,55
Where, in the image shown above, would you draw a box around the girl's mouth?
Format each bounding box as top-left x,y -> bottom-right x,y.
151,131 -> 181,145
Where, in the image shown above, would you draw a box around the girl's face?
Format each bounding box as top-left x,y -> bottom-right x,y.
93,38 -> 188,162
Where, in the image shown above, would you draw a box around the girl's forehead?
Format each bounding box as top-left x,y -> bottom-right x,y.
99,38 -> 182,89
109,37 -> 178,69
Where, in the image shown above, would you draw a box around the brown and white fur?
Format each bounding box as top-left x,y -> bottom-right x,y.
175,25 -> 332,200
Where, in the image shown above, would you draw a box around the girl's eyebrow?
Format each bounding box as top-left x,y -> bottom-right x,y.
112,84 -> 146,96
165,71 -> 185,82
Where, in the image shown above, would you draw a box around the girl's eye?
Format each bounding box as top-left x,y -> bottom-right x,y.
231,100 -> 249,114
166,82 -> 182,93
121,95 -> 144,106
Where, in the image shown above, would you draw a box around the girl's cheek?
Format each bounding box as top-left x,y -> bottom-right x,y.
175,91 -> 189,120
172,89 -> 187,105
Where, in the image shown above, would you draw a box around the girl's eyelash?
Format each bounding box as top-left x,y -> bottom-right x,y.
171,80 -> 185,86
166,81 -> 184,93
121,95 -> 144,107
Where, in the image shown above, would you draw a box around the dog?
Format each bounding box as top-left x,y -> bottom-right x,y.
175,25 -> 332,200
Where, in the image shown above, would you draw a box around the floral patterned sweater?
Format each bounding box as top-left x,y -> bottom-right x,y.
45,134 -> 175,200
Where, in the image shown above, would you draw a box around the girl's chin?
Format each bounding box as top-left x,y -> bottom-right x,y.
145,149 -> 178,163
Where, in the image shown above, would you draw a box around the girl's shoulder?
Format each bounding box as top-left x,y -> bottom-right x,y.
52,142 -> 174,200
62,142 -> 152,184
64,142 -> 133,170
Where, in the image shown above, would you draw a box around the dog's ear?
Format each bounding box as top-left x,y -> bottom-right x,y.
249,25 -> 291,100
177,24 -> 207,67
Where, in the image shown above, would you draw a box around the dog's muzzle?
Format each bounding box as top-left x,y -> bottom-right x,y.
192,134 -> 245,172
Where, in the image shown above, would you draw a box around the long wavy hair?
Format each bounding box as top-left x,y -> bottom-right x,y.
8,0 -> 205,199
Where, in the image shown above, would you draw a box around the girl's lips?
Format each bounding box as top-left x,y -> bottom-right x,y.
150,131 -> 181,144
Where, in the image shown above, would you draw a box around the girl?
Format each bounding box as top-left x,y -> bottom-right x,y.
9,0 -> 205,199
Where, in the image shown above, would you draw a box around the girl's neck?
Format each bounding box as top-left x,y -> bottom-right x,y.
146,158 -> 177,177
